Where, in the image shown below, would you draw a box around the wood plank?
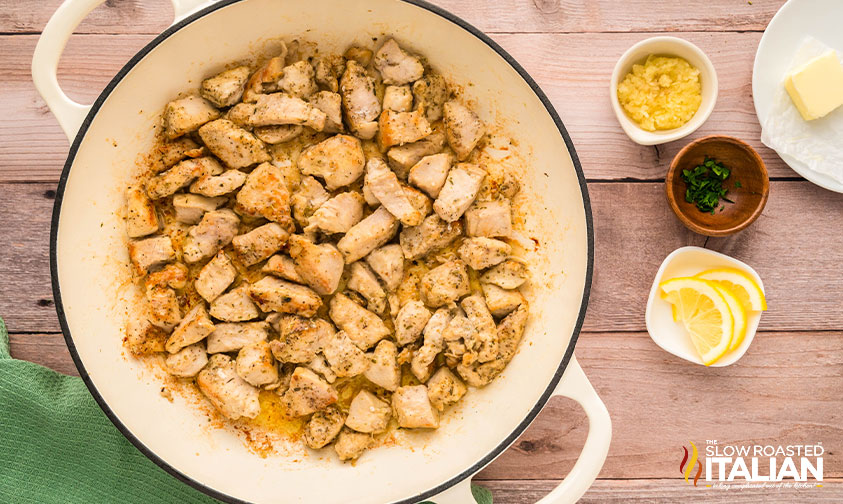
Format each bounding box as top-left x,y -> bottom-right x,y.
7,333 -> 79,376
0,0 -> 785,34
1,31 -> 795,182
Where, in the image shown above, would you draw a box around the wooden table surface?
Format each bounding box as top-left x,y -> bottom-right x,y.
2,0 -> 842,502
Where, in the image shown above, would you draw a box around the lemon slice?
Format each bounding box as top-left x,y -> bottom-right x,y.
695,267 -> 767,312
711,284 -> 747,351
660,277 -> 734,366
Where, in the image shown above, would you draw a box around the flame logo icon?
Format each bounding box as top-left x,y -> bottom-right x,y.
680,441 -> 702,486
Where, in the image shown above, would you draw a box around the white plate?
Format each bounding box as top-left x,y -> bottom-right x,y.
752,0 -> 843,193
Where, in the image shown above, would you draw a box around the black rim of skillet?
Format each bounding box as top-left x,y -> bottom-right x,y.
49,0 -> 595,502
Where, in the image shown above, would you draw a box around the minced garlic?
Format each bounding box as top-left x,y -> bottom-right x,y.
617,55 -> 702,131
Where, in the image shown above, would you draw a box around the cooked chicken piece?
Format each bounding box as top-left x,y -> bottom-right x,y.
307,355 -> 337,383
261,254 -> 305,283
173,194 -> 226,225
232,223 -> 289,266
365,244 -> 404,292
200,66 -> 251,107
288,234 -> 343,295
309,91 -> 344,133
393,300 -> 431,347
210,285 -> 260,322
190,169 -> 247,198
458,237 -> 511,270
465,200 -> 512,238
364,340 -> 400,391
291,176 -> 330,227
408,153 -> 451,198
165,342 -> 208,378
334,427 -> 372,462
344,46 -> 373,66
298,135 -> 365,190
313,55 -> 344,93
346,262 -> 387,314
412,74 -> 448,122
198,119 -> 270,169
165,304 -> 215,353
128,235 -> 175,276
269,315 -> 334,364
482,283 -> 524,318
235,162 -> 293,228
404,185 -> 432,217
461,295 -> 498,363
442,314 -> 475,343
374,39 -> 424,85
456,303 -> 528,387
433,163 -> 486,222
323,330 -> 370,378
125,317 -> 168,355
306,192 -> 364,235
399,214 -> 463,261
242,54 -> 286,102
145,262 -> 188,290
346,390 -> 391,433
304,405 -> 345,449
329,293 -> 390,350
164,95 -> 220,139
206,321 -> 268,354
365,158 -> 423,226
225,102 -> 257,126
146,156 -> 222,200
182,209 -> 240,263
340,60 -> 381,139
146,285 -> 181,330
236,341 -> 278,386
271,363 -> 295,395
195,251 -> 237,303
197,354 -> 260,420
420,260 -> 470,307
387,130 -> 446,179
337,206 -> 399,263
361,172 -> 380,206
278,61 -> 318,98
126,186 -> 159,238
392,385 -> 439,429
249,276 -> 322,317
149,137 -> 203,173
249,93 -> 326,131
443,101 -> 485,161
282,367 -> 338,417
378,109 -> 433,150
383,85 -> 413,112
480,259 -> 529,289
254,124 -> 303,144
427,367 -> 467,411
410,307 -> 451,381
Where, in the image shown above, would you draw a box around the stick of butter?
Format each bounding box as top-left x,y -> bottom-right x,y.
784,50 -> 843,121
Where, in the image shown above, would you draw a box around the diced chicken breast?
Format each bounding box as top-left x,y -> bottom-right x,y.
288,234 -> 343,295
337,206 -> 399,263
383,85 -> 413,112
232,222 -> 289,266
408,153 -> 451,198
306,192 -> 364,235
458,237 -> 511,270
201,66 -> 251,107
126,186 -> 159,238
254,124 -> 303,144
146,156 -> 222,200
146,285 -> 181,330
195,251 -> 237,303
465,200 -> 512,238
340,60 -> 381,139
334,427 -> 372,461
173,194 -> 226,225
364,340 -> 400,391
427,367 -> 467,411
165,304 -> 215,353
298,135 -> 365,190
269,315 -> 334,364
225,102 -> 257,126
309,91 -> 344,133
206,321 -> 268,354
410,307 -> 451,381
304,405 -> 345,449
420,260 -> 470,307
278,61 -> 318,98
282,367 -> 338,417
329,293 -> 390,350
344,46 -> 373,66
291,176 -> 330,228
404,185 -> 432,217
323,330 -> 370,378
365,158 -> 424,226
378,108 -> 433,151
392,385 -> 439,429
394,300 -> 433,346
399,214 -> 463,261
442,314 -> 475,343
313,55 -> 344,93
456,303 -> 528,387
125,318 -> 168,355
249,276 -> 322,317
346,262 -> 387,314
482,283 -> 525,318
346,390 -> 391,433
387,130 -> 445,179
182,209 -> 240,263
443,101 -> 485,160
480,259 -> 529,289
165,342 -> 208,378
374,39 -> 424,85
149,137 -> 203,173
190,169 -> 247,198
461,295 -> 498,363
250,93 -> 326,130
413,74 -> 448,122
262,254 -> 305,283
365,244 -> 404,292
164,95 -> 220,139
242,53 -> 286,102
145,262 -> 188,290
235,162 -> 293,228
128,235 -> 175,276
236,341 -> 278,386
308,355 -> 338,383
197,354 -> 260,420
210,285 -> 260,322
198,119 -> 270,169
433,163 -> 486,222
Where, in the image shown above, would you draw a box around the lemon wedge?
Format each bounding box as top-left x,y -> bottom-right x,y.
711,284 -> 747,351
660,277 -> 734,366
695,267 -> 767,312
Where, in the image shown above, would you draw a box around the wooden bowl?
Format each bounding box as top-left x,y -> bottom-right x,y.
665,135 -> 769,236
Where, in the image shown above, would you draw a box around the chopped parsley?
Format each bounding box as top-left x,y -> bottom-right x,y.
681,157 -> 734,214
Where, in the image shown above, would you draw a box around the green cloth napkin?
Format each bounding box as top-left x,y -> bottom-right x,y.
0,318 -> 491,503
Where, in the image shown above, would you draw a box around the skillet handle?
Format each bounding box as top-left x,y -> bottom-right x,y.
32,0 -> 217,141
